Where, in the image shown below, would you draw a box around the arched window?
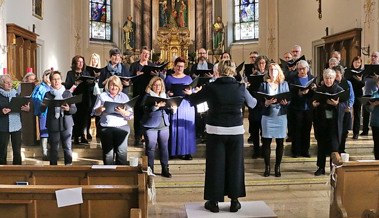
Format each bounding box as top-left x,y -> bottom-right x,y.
89,0 -> 112,41
234,0 -> 259,41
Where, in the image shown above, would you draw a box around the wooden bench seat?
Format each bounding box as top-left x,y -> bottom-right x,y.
329,161 -> 379,218
0,157 -> 148,218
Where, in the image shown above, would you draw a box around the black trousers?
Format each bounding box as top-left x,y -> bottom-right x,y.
0,131 -> 22,165
100,125 -> 130,165
372,126 -> 379,160
339,111 -> 352,153
204,134 -> 245,202
316,119 -> 339,168
291,109 -> 312,156
352,100 -> 362,135
362,106 -> 370,133
133,101 -> 144,140
48,128 -> 73,165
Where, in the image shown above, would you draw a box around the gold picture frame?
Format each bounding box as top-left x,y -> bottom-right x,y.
32,0 -> 43,20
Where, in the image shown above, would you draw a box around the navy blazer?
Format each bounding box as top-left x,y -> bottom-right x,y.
259,81 -> 289,116
43,90 -> 77,132
140,93 -> 171,129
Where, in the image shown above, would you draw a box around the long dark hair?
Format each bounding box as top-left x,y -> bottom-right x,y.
71,55 -> 86,72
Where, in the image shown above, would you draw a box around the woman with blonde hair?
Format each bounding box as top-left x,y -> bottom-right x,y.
185,60 -> 257,213
141,76 -> 177,177
259,63 -> 289,177
93,75 -> 133,165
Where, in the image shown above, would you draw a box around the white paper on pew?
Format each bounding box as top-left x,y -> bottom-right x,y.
356,160 -> 376,162
55,187 -> 83,208
91,165 -> 117,169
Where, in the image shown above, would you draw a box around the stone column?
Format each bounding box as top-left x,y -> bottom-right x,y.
195,0 -> 204,49
142,0 -> 152,49
134,0 -> 142,51
205,0 -> 212,52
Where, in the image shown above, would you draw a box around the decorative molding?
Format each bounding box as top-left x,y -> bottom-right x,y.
74,26 -> 81,54
267,27 -> 276,58
363,0 -> 375,28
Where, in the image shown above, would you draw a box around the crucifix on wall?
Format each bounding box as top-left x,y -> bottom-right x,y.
316,0 -> 322,20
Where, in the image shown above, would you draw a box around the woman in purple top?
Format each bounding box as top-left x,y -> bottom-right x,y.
165,57 -> 196,160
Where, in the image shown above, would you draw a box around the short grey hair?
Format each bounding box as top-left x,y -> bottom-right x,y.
296,60 -> 309,70
0,74 -> 12,88
323,68 -> 336,79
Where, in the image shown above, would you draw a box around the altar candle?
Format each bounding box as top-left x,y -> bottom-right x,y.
3,68 -> 7,74
26,67 -> 33,73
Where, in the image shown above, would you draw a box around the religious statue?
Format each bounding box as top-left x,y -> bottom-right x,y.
169,10 -> 178,28
159,0 -> 169,27
123,15 -> 136,50
213,16 -> 224,51
178,0 -> 187,27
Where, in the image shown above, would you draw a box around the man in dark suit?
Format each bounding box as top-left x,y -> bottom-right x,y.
190,48 -> 214,143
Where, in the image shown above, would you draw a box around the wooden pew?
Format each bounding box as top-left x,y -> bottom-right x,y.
0,157 -> 148,218
329,161 -> 379,218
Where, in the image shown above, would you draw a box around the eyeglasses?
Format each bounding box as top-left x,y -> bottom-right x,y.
250,56 -> 257,59
198,52 -> 207,54
372,55 -> 378,57
297,67 -> 306,71
292,50 -> 300,53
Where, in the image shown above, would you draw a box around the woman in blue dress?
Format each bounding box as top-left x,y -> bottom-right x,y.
165,57 -> 196,160
259,63 -> 289,177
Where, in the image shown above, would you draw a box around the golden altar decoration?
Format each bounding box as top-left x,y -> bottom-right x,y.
157,27 -> 192,68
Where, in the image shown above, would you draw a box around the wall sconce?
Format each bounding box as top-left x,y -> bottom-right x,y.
361,45 -> 370,56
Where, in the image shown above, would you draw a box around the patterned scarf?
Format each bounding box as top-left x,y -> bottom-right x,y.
50,85 -> 66,119
0,88 -> 21,132
107,62 -> 122,75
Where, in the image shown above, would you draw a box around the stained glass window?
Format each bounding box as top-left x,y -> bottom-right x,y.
89,0 -> 112,41
234,0 -> 259,41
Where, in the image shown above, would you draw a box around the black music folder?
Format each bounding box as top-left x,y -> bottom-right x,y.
195,69 -> 213,77
313,90 -> 348,103
248,74 -> 265,90
103,95 -> 140,113
169,84 -> 191,96
76,75 -> 95,82
118,74 -> 141,81
141,62 -> 169,74
236,61 -> 245,74
144,96 -> 183,107
254,91 -> 291,102
358,95 -> 379,104
86,66 -> 104,74
6,96 -> 31,112
290,77 -> 317,90
287,55 -> 306,68
244,64 -> 255,76
43,94 -> 83,107
363,65 -> 379,77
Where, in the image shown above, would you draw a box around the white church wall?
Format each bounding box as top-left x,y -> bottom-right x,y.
4,0 -> 72,78
278,0 -> 362,63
